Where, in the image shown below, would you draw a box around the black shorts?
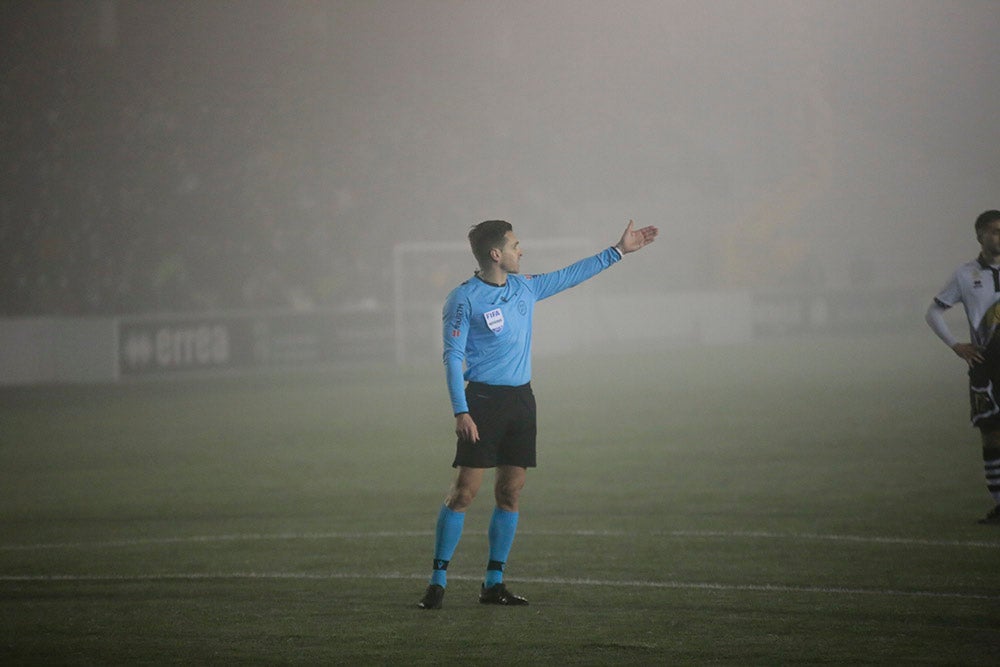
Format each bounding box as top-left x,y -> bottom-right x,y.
453,382 -> 537,469
971,331 -> 1000,430
971,364 -> 1000,430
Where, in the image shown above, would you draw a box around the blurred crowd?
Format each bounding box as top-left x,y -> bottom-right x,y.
1,4 -> 371,318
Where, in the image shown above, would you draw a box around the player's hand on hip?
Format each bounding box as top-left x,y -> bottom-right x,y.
615,219 -> 659,254
455,413 -> 480,443
953,342 -> 985,366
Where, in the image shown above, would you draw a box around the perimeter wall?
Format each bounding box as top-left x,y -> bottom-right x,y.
0,287 -> 933,386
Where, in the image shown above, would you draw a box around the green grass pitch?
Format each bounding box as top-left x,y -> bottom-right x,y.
2,331 -> 999,664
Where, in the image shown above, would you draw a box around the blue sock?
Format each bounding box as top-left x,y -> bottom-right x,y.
484,507 -> 519,588
430,505 -> 465,587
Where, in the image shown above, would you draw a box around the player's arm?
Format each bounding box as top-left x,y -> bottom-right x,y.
925,299 -> 982,366
442,293 -> 480,442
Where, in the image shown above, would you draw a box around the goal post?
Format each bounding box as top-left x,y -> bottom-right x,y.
392,237 -> 595,364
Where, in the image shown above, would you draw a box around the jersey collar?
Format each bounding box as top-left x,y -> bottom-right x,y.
977,255 -> 1000,270
474,272 -> 507,288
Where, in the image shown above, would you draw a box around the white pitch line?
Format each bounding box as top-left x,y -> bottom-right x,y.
0,571 -> 995,602
655,530 -> 1000,549
2,529 -> 998,551
0,531 -> 435,551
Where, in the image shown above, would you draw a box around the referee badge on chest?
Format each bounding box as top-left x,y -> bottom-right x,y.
484,308 -> 505,333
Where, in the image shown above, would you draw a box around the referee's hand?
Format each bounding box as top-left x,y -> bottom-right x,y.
455,413 -> 480,443
615,219 -> 659,254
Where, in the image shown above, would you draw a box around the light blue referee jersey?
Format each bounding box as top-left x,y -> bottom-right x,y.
442,246 -> 623,415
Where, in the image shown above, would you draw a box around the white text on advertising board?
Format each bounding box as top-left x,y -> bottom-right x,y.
153,324 -> 230,367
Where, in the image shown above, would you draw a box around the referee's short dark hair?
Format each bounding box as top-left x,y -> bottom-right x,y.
975,210 -> 1000,235
469,220 -> 513,267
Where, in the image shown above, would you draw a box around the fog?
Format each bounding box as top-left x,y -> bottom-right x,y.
321,0 -> 1000,293
3,1 -> 999,363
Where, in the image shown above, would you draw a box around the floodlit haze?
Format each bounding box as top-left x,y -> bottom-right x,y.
2,0 -> 999,316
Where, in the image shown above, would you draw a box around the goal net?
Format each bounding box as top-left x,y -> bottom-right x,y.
392,237 -> 596,364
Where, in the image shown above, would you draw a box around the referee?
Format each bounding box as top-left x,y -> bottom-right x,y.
926,209 -> 1000,524
418,219 -> 658,609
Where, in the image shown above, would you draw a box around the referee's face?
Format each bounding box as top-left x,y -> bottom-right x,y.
498,231 -> 522,274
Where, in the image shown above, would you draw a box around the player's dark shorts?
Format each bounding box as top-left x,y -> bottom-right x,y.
970,363 -> 1000,430
453,381 -> 536,468
972,307 -> 1000,430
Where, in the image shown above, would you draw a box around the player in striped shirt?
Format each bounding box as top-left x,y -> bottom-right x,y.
926,209 -> 1000,524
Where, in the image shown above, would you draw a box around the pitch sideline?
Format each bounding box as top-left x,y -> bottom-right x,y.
0,571 -> 996,602
2,528 -> 999,551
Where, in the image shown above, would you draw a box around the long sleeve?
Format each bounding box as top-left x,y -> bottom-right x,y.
442,290 -> 471,415
925,301 -> 958,349
526,247 -> 623,301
